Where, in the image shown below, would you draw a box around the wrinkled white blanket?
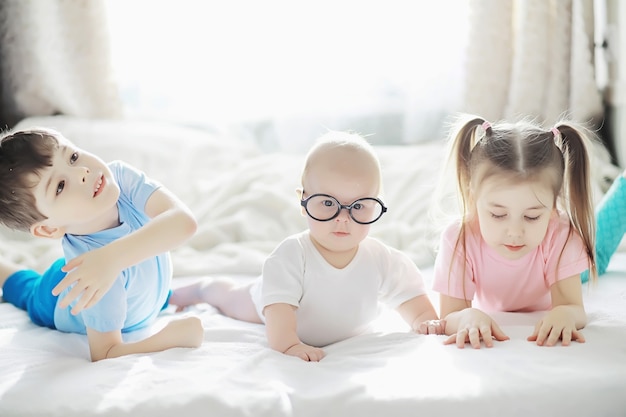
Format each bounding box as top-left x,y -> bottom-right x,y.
1,256 -> 626,417
1,116 -> 451,276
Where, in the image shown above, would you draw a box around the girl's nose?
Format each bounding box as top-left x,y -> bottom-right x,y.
507,221 -> 523,237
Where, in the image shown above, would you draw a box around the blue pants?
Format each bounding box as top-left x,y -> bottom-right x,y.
581,175 -> 626,283
2,258 -> 66,329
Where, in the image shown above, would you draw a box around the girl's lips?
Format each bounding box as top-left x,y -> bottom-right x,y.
505,245 -> 524,252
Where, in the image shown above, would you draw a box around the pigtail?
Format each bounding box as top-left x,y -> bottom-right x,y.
553,124 -> 597,282
441,115 -> 488,303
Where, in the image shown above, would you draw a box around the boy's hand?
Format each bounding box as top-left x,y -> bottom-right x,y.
53,248 -> 123,314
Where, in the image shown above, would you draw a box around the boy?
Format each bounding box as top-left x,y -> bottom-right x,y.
0,128 -> 202,361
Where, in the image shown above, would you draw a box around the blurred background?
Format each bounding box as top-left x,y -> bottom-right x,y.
0,0 -> 622,159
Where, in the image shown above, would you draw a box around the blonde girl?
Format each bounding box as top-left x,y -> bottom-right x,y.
432,115 -> 597,349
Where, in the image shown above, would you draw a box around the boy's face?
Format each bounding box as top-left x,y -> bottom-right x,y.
473,176 -> 555,260
30,140 -> 120,237
302,149 -> 380,258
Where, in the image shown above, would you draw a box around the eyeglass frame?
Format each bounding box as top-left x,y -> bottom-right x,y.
299,192 -> 388,225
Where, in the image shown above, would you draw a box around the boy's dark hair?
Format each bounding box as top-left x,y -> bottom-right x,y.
0,129 -> 60,231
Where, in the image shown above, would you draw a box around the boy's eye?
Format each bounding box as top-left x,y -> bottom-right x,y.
56,180 -> 65,195
70,152 -> 79,164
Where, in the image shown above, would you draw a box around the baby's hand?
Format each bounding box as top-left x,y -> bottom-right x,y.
284,343 -> 325,362
527,306 -> 585,346
416,319 -> 446,335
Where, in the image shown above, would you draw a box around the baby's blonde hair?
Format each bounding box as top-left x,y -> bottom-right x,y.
301,131 -> 383,196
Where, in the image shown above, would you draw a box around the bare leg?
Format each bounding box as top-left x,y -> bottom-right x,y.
170,278 -> 262,324
0,258 -> 23,290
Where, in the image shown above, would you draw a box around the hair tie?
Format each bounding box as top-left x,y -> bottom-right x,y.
482,121 -> 491,131
551,127 -> 560,139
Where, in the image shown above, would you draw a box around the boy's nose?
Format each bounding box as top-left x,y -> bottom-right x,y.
79,167 -> 90,183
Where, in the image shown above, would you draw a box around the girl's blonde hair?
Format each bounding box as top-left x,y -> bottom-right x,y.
443,114 -> 597,297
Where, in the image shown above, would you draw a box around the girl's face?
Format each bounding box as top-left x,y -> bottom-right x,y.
301,154 -> 380,265
473,175 -> 556,260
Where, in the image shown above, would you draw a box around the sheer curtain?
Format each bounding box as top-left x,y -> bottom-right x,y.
105,0 -> 469,152
461,0 -> 603,126
0,0 -> 121,129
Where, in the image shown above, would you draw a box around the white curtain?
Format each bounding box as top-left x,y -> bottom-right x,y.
0,0 -> 121,127
462,0 -> 603,125
105,0 -> 468,152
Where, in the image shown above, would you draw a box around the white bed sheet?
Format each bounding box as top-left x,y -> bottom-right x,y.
2,254 -> 626,417
1,116 -> 625,416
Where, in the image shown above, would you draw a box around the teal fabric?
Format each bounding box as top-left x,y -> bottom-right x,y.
581,175 -> 626,283
2,258 -> 66,329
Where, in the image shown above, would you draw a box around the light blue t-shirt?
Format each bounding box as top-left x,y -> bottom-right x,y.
54,160 -> 172,334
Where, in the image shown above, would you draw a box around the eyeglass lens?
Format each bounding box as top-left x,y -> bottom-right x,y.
304,195 -> 384,223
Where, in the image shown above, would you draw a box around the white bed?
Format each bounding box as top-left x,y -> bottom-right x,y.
1,116 -> 625,417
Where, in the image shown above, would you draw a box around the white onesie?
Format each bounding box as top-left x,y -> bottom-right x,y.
250,231 -> 427,347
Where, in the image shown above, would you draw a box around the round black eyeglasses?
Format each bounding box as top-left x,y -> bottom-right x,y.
300,193 -> 387,224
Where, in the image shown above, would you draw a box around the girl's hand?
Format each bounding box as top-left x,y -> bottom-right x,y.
444,308 -> 509,349
416,319 -> 446,335
53,247 -> 123,314
527,305 -> 585,346
284,343 -> 325,362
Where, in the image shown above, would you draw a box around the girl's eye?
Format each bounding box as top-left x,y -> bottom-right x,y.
56,180 -> 65,195
525,215 -> 540,221
490,213 -> 506,219
70,152 -> 79,164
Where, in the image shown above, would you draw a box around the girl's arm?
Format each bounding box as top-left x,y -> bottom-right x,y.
263,303 -> 324,362
53,187 -> 198,313
527,274 -> 586,346
440,294 -> 509,348
87,317 -> 203,362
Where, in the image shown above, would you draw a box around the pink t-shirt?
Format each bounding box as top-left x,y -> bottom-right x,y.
432,212 -> 590,312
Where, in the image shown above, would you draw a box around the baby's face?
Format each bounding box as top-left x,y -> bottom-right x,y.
30,141 -> 120,236
302,149 -> 381,258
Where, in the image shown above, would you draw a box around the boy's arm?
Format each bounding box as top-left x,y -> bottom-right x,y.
263,303 -> 324,361
54,187 -> 197,313
87,316 -> 203,362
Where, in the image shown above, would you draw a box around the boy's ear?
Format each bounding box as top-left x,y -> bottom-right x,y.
30,222 -> 65,239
